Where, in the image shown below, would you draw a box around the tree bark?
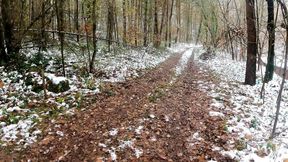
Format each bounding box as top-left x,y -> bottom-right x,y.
1,0 -> 21,55
271,0 -> 288,139
122,0 -> 127,44
153,0 -> 159,48
168,0 -> 174,47
40,0 -> 47,51
160,0 -> 167,45
165,0 -> 169,47
106,0 -> 114,51
245,0 -> 257,86
143,0 -> 148,47
264,0 -> 275,83
0,3 -> 7,65
56,0 -> 66,76
176,0 -> 181,43
89,0 -> 97,73
74,0 -> 79,42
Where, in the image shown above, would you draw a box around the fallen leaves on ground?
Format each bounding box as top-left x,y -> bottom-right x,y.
0,50 -> 235,161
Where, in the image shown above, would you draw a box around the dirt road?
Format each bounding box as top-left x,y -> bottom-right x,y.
1,49 -> 234,161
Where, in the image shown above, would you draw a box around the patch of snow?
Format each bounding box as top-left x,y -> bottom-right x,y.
164,115 -> 170,122
170,45 -> 202,83
119,140 -> 134,149
109,128 -> 118,136
209,111 -> 225,117
197,50 -> 288,161
98,47 -> 173,83
150,136 -> 157,142
99,143 -> 107,148
135,126 -> 144,135
168,43 -> 201,53
149,114 -> 155,119
45,73 -> 68,84
187,132 -> 204,148
211,102 -> 224,109
108,147 -> 117,161
0,44 -> 194,149
1,119 -> 41,146
175,48 -> 194,76
134,148 -> 143,158
56,131 -> 64,137
192,132 -> 203,141
6,106 -> 27,113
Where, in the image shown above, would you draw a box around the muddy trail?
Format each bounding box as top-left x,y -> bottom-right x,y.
0,49 -> 235,162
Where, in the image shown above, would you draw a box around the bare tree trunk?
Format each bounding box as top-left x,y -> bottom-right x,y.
159,0 -> 167,46
137,0 -> 142,45
143,0 -> 148,47
0,2 -> 7,65
122,0 -> 127,44
196,15 -> 203,45
271,0 -> 288,139
31,0 -> 35,23
89,0 -> 97,73
112,1 -> 119,43
245,0 -> 257,86
106,0 -> 114,51
40,0 -> 47,51
84,18 -> 90,65
165,0 -> 169,47
228,29 -> 235,60
168,0 -> 174,47
19,0 -> 25,30
185,4 -> 191,42
153,0 -> 159,48
264,0 -> 275,83
176,0 -> 181,43
41,67 -> 48,99
56,0 -> 66,76
148,0 -> 153,44
134,0 -> 138,46
1,0 -> 21,56
74,0 -> 79,42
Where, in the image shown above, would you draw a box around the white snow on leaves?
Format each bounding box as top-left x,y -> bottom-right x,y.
175,49 -> 194,76
45,73 -> 68,85
174,44 -> 202,76
1,119 -> 41,147
109,128 -> 118,136
1,44 -> 189,148
197,51 -> 288,161
170,44 -> 202,84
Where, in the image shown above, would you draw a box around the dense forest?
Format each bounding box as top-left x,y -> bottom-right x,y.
0,0 -> 288,161
0,0 -> 198,70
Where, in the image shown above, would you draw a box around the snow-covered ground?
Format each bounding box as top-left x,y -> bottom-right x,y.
0,44 -> 189,148
96,44 -> 200,161
196,51 -> 288,162
175,48 -> 195,76
261,41 -> 287,69
170,44 -> 202,83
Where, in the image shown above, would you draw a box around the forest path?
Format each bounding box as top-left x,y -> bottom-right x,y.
2,48 -> 234,161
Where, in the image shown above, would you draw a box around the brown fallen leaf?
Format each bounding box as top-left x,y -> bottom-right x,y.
0,80 -> 4,88
95,157 -> 103,162
198,154 -> 206,162
39,136 -> 55,145
157,149 -> 167,160
27,102 -> 37,108
245,134 -> 253,141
